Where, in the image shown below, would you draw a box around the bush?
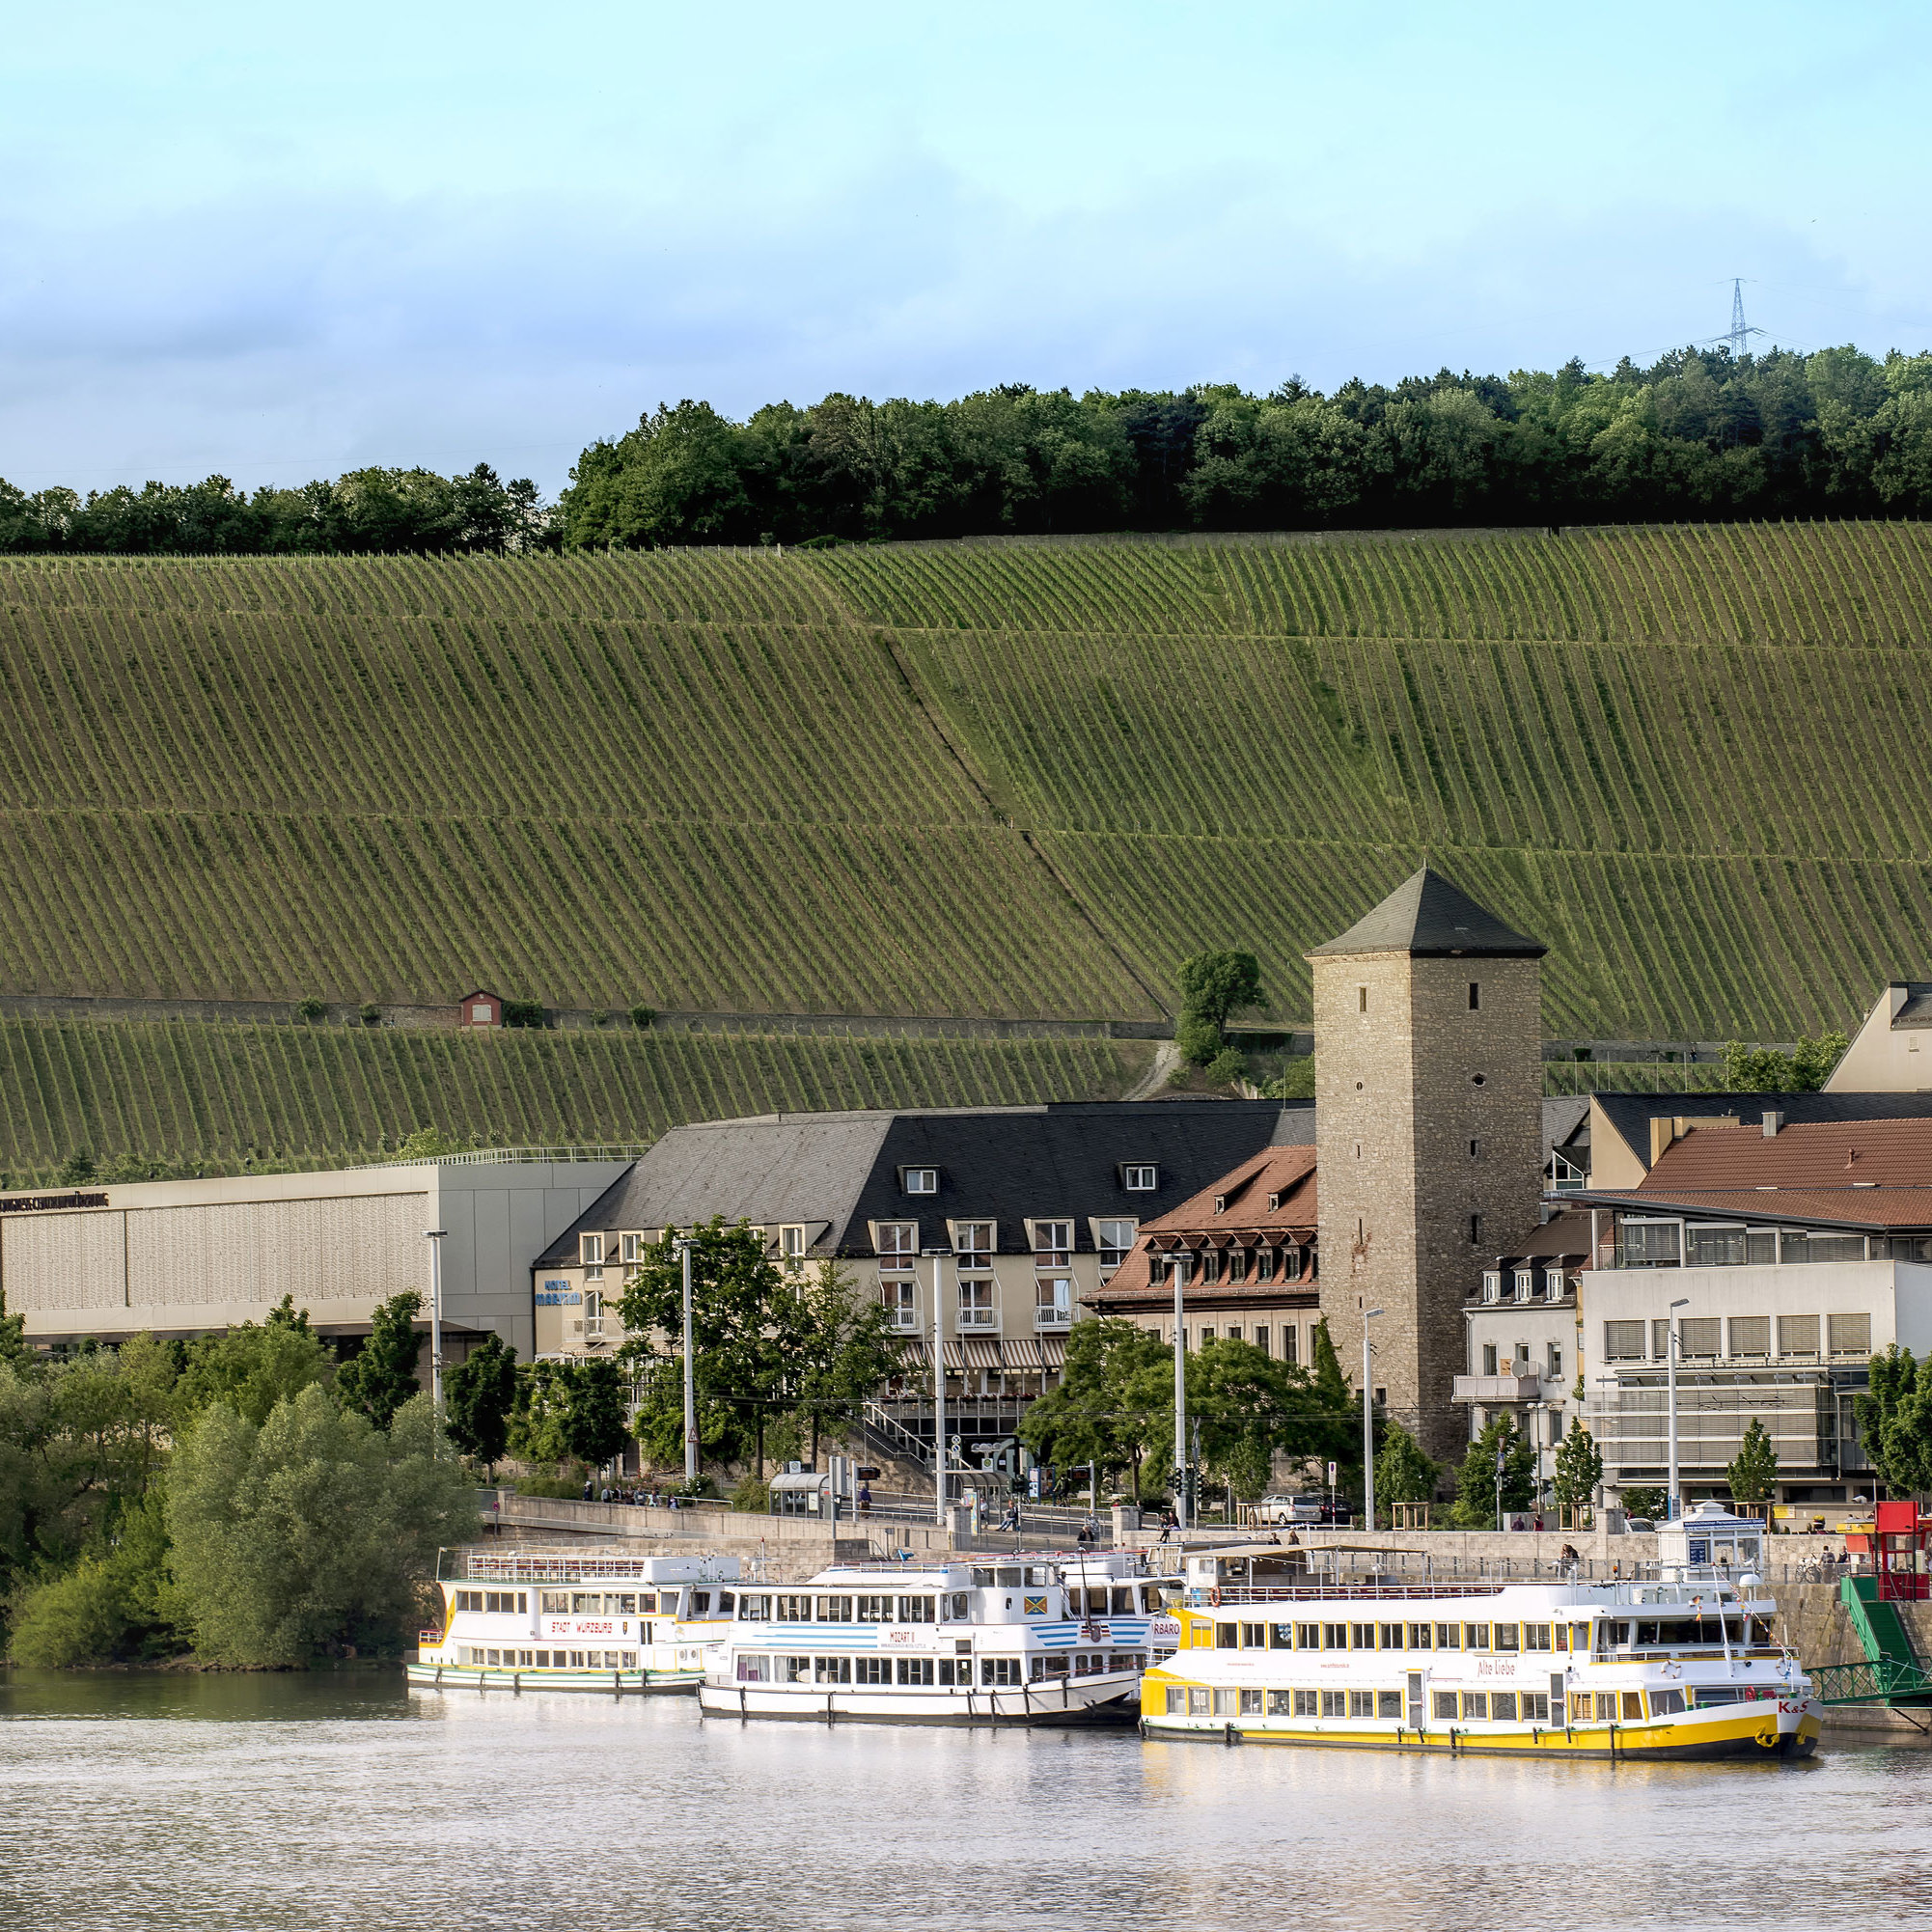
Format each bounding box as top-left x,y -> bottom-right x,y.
358,1003 -> 381,1026
591,1009 -> 612,1027
296,997 -> 326,1021
731,1473 -> 771,1512
1175,1013 -> 1222,1066
501,999 -> 544,1029
1204,1047 -> 1246,1087
8,1558 -> 131,1665
630,1004 -> 656,1030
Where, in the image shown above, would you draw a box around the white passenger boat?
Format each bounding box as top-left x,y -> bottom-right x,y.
408,1550 -> 744,1695
697,1551 -> 1173,1725
1143,1508 -> 1821,1760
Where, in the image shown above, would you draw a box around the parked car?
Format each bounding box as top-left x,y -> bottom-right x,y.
1255,1495 -> 1350,1528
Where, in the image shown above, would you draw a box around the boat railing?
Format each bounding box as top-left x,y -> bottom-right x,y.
437,1548 -> 736,1584
1192,1583 -> 1510,1605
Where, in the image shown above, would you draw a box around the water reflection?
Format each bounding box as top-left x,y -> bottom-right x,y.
3,1670 -> 1930,1932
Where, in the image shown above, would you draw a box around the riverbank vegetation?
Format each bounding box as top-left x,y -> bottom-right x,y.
0,1294 -> 475,1669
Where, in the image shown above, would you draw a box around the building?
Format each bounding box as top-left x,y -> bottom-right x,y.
1083,1143 -> 1321,1365
1824,982 -> 1932,1092
1,1155 -> 631,1361
1568,1113 -> 1932,1509
526,1099 -> 1303,1458
456,988 -> 505,1030
1309,868 -> 1547,1456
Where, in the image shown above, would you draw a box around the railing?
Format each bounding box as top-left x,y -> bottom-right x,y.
439,1547 -> 713,1583
370,1144 -> 650,1168
1034,1307 -> 1072,1331
1197,1583 -> 1509,1604
1810,1657 -> 1932,1704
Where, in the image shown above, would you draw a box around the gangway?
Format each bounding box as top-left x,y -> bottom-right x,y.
1810,1542 -> 1932,1708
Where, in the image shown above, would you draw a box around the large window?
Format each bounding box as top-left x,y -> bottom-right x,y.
1678,1316 -> 1721,1358
1096,1219 -> 1136,1275
1729,1315 -> 1770,1357
1615,1221 -> 1681,1269
779,1226 -> 807,1274
1035,1277 -> 1072,1329
958,1279 -> 996,1330
1033,1220 -> 1073,1269
1685,1225 -> 1746,1268
1603,1320 -> 1646,1362
1783,1232 -> 1867,1265
954,1222 -> 996,1270
1779,1313 -> 1820,1358
1829,1312 -> 1872,1357
881,1277 -> 917,1331
877,1224 -> 918,1272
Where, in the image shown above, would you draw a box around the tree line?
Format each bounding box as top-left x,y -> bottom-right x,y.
4,345 -> 1928,557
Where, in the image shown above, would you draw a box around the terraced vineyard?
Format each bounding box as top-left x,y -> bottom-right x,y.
0,1017 -> 1145,1182
0,525 -> 1927,1057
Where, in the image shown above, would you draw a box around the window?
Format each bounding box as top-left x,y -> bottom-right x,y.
472,1002 -> 492,1023
774,1594 -> 812,1621
1096,1219 -> 1136,1274
1481,1271 -> 1502,1304
1781,1231 -> 1866,1265
1465,1624 -> 1490,1651
1433,1691 -> 1457,1720
1493,1624 -> 1519,1653
1524,1624 -> 1552,1652
881,1276 -> 917,1331
901,1167 -> 939,1196
1322,1622 -> 1348,1649
1779,1312 -> 1820,1358
1523,1693 -> 1550,1723
1470,1214 -> 1483,1245
1604,1320 -> 1646,1362
1490,1692 -> 1518,1722
854,1595 -> 892,1623
1547,1342 -> 1562,1380
1407,1624 -> 1432,1649
1254,1326 -> 1270,1357
1545,1268 -> 1566,1301
1481,1343 -> 1498,1375
815,1657 -> 852,1683
1747,1229 -> 1778,1264
1295,1622 -> 1320,1649
1377,1691 -> 1403,1719
954,1221 -> 995,1269
1469,982 -> 1480,1010
814,1596 -> 852,1620
1256,1248 -> 1274,1284
621,1232 -> 646,1264
1228,1252 -> 1247,1284
1321,1691 -> 1347,1717
1463,1692 -> 1488,1719
1282,1327 -> 1298,1366
854,1657 -> 890,1685
1686,1225 -> 1747,1267
1469,1139 -> 1481,1159
1378,1623 -> 1403,1649
1351,1622 -> 1376,1649
780,1226 -> 807,1273
1513,1269 -> 1532,1302
1348,1691 -> 1375,1717
897,1596 -> 935,1622
579,1232 -> 604,1274
1679,1316 -> 1721,1358
1283,1245 -> 1304,1283
1035,1276 -> 1072,1328
980,1658 -> 1021,1687
1829,1312 -> 1872,1357
877,1224 -> 918,1272
1032,1220 -> 1073,1269
1358,986 -> 1368,1014
1615,1220 -> 1682,1269
1122,1164 -> 1158,1193
958,1278 -> 996,1329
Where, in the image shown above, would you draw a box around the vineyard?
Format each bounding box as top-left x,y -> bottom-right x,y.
0,525 -> 1926,1057
0,1017 -> 1147,1183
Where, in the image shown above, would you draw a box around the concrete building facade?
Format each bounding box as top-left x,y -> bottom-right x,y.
1309,869 -> 1547,1455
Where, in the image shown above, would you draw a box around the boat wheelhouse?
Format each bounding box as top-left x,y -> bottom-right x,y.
1142,1510 -> 1819,1760
409,1550 -> 744,1695
698,1550 -> 1173,1725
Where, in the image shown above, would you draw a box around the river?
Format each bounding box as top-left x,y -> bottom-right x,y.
4,1670 -> 1930,1930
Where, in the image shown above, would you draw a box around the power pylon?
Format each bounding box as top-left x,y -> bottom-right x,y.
1726,279 -> 1762,362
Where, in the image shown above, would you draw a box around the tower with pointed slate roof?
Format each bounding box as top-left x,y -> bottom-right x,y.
1309,869 -> 1547,1460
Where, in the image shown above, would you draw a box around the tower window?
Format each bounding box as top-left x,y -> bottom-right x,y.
1358,986 -> 1367,1014
1354,1141 -> 1363,1160
1469,1139 -> 1481,1159
1470,1213 -> 1483,1244
1469,982 -> 1480,1011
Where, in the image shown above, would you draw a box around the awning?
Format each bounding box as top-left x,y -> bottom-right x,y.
891,1338 -> 927,1366
1037,1336 -> 1068,1369
1003,1339 -> 1044,1370
964,1338 -> 1004,1369
942,1341 -> 966,1371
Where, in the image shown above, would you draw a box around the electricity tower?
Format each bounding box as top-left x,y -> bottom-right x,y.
1726,279 -> 1763,362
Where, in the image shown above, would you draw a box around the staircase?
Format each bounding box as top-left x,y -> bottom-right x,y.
1811,1578 -> 1932,1705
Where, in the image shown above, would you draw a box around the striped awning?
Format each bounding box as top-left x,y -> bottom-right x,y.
963,1338 -> 1004,1369
891,1337 -> 927,1366
1037,1336 -> 1068,1368
942,1341 -> 966,1370
1002,1338 -> 1044,1370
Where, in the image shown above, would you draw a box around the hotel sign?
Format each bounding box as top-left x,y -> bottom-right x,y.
0,1191 -> 108,1213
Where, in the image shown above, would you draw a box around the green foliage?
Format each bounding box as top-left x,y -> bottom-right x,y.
1373,1422 -> 1441,1510
731,1473 -> 771,1513
1178,951 -> 1263,1028
1853,1345 -> 1932,1497
56,1148 -> 96,1186
501,999 -> 545,1030
358,1004 -> 381,1026
296,997 -> 326,1021
629,1005 -> 656,1029
1553,1420 -> 1604,1512
1720,1029 -> 1850,1092
1018,1318 -> 1173,1500
333,1292 -> 424,1432
787,1258 -> 898,1461
507,1358 -> 630,1470
174,1298 -> 334,1427
1259,1056 -> 1316,1100
7,1489 -> 176,1666
0,1284 -> 24,1368
1204,1047 -> 1247,1088
394,1126 -> 476,1159
445,1334 -> 517,1470
1620,1485 -> 1669,1522
166,1386 -> 476,1666
1309,1320 -> 1351,1437
1174,1014 -> 1223,1067
1726,1417 -> 1780,1505
1450,1414 -> 1536,1528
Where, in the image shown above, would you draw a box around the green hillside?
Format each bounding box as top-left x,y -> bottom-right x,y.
0,1018 -> 1146,1184
0,525 -> 1928,1043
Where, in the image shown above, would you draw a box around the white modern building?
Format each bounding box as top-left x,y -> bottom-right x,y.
3,1154 -> 632,1360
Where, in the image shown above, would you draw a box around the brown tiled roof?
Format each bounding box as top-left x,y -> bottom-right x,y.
1588,1117 -> 1932,1229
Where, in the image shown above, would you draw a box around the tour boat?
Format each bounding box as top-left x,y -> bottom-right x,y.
408,1550 -> 745,1694
1142,1507 -> 1821,1760
697,1551 -> 1174,1725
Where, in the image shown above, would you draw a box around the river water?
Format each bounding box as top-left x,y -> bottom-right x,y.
4,1671 -> 1931,1931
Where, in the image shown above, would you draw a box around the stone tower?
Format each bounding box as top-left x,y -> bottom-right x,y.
1308,869 -> 1545,1459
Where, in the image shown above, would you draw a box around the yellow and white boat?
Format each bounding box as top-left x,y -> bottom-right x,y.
1142,1505 -> 1820,1761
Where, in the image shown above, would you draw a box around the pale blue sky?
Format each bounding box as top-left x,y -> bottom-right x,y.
3,0 -> 1927,494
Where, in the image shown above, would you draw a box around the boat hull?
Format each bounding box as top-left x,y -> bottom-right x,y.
405,1663 -> 698,1696
697,1676 -> 1140,1727
1142,1702 -> 1822,1761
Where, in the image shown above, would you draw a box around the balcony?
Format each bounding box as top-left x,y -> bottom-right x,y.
1451,1373 -> 1544,1404
1034,1305 -> 1072,1332
883,1306 -> 920,1332
956,1307 -> 998,1331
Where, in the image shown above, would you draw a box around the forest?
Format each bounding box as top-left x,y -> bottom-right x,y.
3,345 -> 1929,553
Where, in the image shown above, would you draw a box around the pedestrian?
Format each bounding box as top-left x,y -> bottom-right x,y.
857,1482 -> 872,1519
582,1477 -> 593,1503
1158,1507 -> 1177,1546
1082,1511 -> 1099,1546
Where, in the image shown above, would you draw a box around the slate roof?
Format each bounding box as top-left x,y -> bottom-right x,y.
1307,867 -> 1546,960
1578,1116 -> 1932,1231
1591,1089 -> 1932,1169
1891,983 -> 1932,1029
534,1099 -> 1311,1264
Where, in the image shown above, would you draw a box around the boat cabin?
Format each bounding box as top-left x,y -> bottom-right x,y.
1657,1501 -> 1766,1581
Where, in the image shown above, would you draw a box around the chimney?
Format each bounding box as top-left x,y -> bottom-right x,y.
1763,1110 -> 1783,1138
1648,1116 -> 1676,1165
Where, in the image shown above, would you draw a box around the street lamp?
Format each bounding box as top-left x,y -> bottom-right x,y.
1667,1296 -> 1690,1522
1172,1249 -> 1193,1532
674,1234 -> 699,1485
424,1229 -> 448,1406
925,1247 -> 951,1527
1361,1310 -> 1384,1532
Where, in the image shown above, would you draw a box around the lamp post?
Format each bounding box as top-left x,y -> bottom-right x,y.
1667,1295 -> 1690,1522
925,1247 -> 950,1527
1361,1309 -> 1384,1532
675,1234 -> 698,1485
424,1228 -> 447,1406
1172,1250 -> 1192,1532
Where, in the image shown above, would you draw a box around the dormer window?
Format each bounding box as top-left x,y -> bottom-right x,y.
1544,1267 -> 1565,1302
1213,1195 -> 1228,1214
1121,1164 -> 1158,1192
1513,1269 -> 1533,1303
1481,1271 -> 1502,1303
900,1167 -> 939,1196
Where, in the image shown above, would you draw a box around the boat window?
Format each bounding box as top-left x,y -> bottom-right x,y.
1348,1691 -> 1374,1718
717,1592 -> 734,1614
1267,1690 -> 1293,1716
1523,1692 -> 1550,1722
1106,1587 -> 1130,1615
1215,1623 -> 1239,1649
815,1596 -> 853,1621
1465,1623 -> 1490,1651
689,1592 -> 709,1615
1407,1624 -> 1432,1649
997,1568 -> 1024,1587
1269,1623 -> 1294,1649
1462,1692 -> 1487,1719
739,1595 -> 770,1621
1435,1623 -> 1460,1649
1141,1587 -> 1164,1613
1524,1624 -> 1551,1652
1377,1692 -> 1402,1719
1294,1690 -> 1318,1716
1166,1687 -> 1186,1714
735,1654 -> 770,1682
1296,1622 -> 1320,1650
898,1596 -> 936,1623
1554,1623 -> 1569,1652
855,1595 -> 892,1623
1323,1622 -> 1348,1650
972,1569 -> 997,1587
948,1593 -> 971,1620
1649,1688 -> 1685,1716
981,1659 -> 1023,1687
814,1658 -> 853,1683
1240,1622 -> 1267,1648
777,1656 -> 810,1682
1320,1691 -> 1346,1717
1433,1691 -> 1457,1720
936,1658 -> 968,1686
773,1594 -> 811,1621
1378,1623 -> 1404,1649
897,1657 -> 935,1685
1109,1653 -> 1143,1672
1027,1567 -> 1054,1587
1621,1692 -> 1642,1720
1351,1622 -> 1376,1649
1491,1692 -> 1518,1721
1493,1624 -> 1519,1652
855,1658 -> 891,1685
538,1591 -> 570,1614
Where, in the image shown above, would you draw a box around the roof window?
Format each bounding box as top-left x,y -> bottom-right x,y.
899,1166 -> 939,1196
1121,1163 -> 1158,1192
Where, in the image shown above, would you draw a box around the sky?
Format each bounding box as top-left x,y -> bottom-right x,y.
3,0 -> 1929,497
